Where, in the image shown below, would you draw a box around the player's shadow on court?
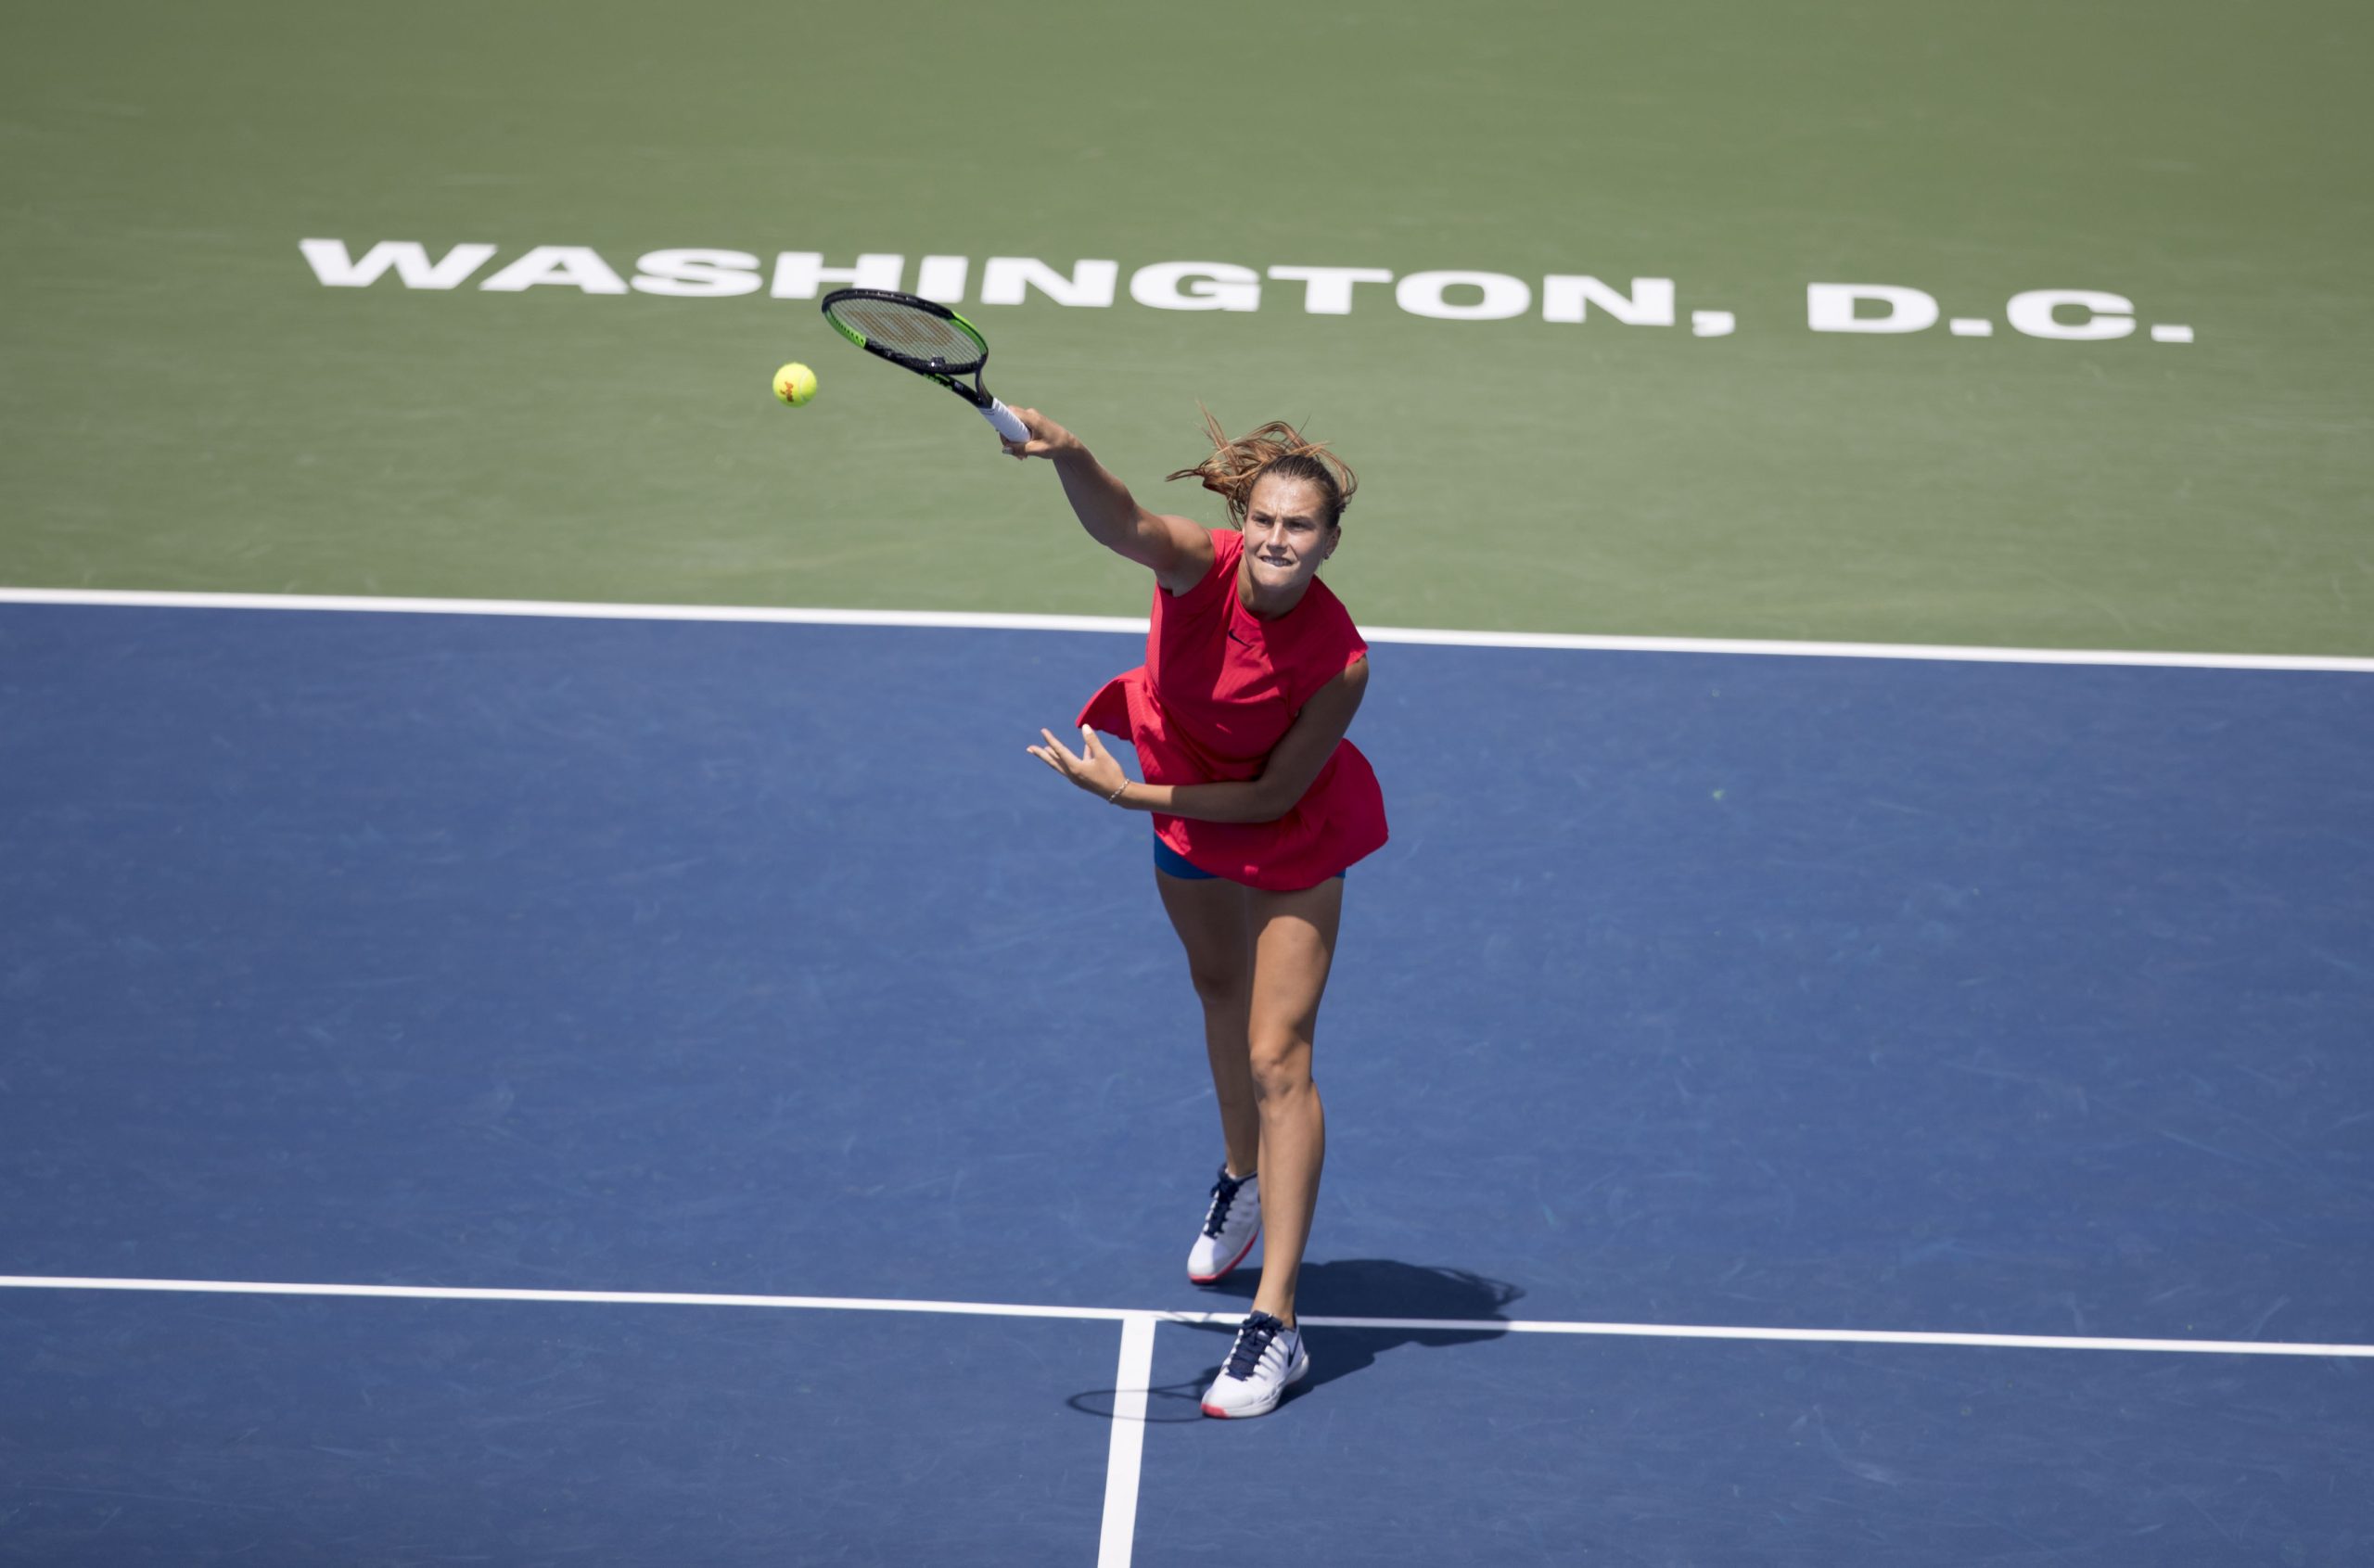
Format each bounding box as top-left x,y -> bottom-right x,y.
1067,1260 -> 1522,1421
1198,1257 -> 1522,1399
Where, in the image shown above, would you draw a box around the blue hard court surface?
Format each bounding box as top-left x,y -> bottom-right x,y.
2,604 -> 2369,1563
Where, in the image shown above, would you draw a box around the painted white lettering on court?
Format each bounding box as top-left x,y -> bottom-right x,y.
1806,283 -> 1939,334
1130,261 -> 1260,312
1267,266 -> 1395,315
631,249 -> 764,298
1541,275 -> 1676,325
914,255 -> 969,303
980,257 -> 1119,308
2006,289 -> 2135,341
1397,271 -> 1530,321
770,251 -> 902,300
288,240 -> 2206,349
300,239 -> 498,289
479,247 -> 631,294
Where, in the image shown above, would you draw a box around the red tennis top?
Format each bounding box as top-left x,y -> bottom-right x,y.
1077,528 -> 1388,890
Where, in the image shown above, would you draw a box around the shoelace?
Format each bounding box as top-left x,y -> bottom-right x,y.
1223,1312 -> 1288,1382
1201,1168 -> 1251,1239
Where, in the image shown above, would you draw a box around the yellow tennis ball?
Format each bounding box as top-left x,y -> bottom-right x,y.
772,363 -> 818,406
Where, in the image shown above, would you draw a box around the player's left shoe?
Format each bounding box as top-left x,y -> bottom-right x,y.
1200,1311 -> 1310,1419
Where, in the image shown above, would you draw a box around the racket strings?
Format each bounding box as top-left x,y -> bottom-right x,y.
830,300 -> 986,370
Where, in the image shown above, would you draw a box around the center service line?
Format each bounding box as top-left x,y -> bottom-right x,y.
1097,1315 -> 1159,1568
4,1276 -> 2368,1359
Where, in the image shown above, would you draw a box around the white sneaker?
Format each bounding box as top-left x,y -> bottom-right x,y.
1200,1311 -> 1309,1419
1186,1166 -> 1260,1285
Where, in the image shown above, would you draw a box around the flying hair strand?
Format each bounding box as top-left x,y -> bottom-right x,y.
1164,406 -> 1359,529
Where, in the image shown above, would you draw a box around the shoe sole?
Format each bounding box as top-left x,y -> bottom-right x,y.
1199,1346 -> 1311,1420
1187,1226 -> 1261,1286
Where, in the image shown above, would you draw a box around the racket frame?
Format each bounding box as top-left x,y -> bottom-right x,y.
819,287 -> 1028,443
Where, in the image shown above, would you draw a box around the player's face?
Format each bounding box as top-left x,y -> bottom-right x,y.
1241,475 -> 1336,593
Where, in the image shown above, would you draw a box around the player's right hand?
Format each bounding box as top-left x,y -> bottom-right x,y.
1001,407 -> 1075,460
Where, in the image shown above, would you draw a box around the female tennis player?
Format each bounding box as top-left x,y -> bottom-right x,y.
1009,407 -> 1387,1419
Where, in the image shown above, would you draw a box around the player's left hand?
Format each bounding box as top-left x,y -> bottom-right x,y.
1027,724 -> 1129,801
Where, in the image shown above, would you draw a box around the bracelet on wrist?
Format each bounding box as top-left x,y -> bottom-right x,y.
1105,780 -> 1129,805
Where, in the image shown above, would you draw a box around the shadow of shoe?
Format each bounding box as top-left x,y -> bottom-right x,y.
1066,1373 -> 1215,1425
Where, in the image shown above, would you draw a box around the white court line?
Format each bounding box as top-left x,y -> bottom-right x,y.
3,586 -> 2369,673
11,1276 -> 2363,1568
0,587 -> 1143,639
0,1273 -> 1139,1322
1097,1315 -> 1158,1568
4,1275 -> 2368,1358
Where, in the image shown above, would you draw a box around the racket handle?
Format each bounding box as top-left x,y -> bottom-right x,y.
981,398 -> 1030,446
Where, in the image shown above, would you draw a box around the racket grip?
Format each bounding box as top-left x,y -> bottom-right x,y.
981,399 -> 1030,445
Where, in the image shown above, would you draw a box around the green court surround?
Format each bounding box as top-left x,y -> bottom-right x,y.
4,0 -> 2367,654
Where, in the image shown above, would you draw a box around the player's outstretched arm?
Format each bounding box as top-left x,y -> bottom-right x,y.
1003,407 -> 1213,595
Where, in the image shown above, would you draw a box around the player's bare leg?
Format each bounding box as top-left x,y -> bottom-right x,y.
1241,877 -> 1342,1328
1155,870 -> 1260,1177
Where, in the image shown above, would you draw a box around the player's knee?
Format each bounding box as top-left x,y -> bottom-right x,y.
1247,1035 -> 1312,1101
1185,962 -> 1247,1006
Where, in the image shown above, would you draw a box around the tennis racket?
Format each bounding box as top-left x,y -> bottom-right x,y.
819,288 -> 1030,445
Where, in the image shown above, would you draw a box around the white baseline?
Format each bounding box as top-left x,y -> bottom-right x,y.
3,1275 -> 2367,1358
1,588 -> 2368,673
